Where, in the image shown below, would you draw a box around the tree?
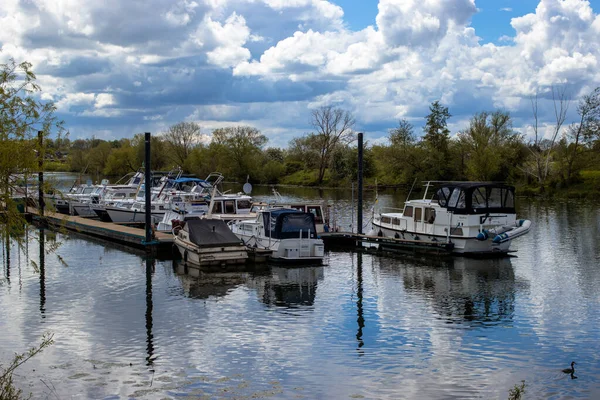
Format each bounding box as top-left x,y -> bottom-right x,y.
422,101 -> 452,179
309,105 -> 356,184
563,87 -> 600,183
526,86 -> 570,186
423,101 -> 451,152
211,126 -> 268,181
163,122 -> 202,167
458,111 -> 522,181
103,140 -> 138,176
1,59 -> 64,235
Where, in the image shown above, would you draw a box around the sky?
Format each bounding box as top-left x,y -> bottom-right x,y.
1,0 -> 600,148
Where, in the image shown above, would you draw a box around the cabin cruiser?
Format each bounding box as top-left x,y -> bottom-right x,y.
229,208 -> 325,262
175,219 -> 248,266
370,182 -> 532,255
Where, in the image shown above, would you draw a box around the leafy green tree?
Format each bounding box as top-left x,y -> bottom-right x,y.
1,59 -> 64,235
458,111 -> 522,181
422,101 -> 452,179
104,140 -> 138,176
211,126 -> 268,181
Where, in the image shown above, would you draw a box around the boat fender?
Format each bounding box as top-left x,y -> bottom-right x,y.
477,230 -> 489,241
183,250 -> 188,262
378,230 -> 383,237
394,233 -> 400,239
493,233 -> 509,244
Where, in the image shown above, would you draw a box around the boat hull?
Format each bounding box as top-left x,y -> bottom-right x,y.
175,237 -> 248,267
372,223 -> 512,254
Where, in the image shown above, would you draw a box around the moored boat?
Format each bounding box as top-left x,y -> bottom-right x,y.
174,219 -> 248,266
229,208 -> 325,262
370,182 -> 532,255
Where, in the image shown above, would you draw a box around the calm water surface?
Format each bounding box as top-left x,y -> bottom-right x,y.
1,186 -> 600,399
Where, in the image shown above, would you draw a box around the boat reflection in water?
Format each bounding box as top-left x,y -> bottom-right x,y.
172,260 -> 324,308
376,255 -> 525,327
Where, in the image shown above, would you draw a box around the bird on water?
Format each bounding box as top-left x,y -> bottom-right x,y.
562,361 -> 576,374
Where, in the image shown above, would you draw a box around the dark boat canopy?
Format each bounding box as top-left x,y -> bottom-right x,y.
184,219 -> 243,248
432,182 -> 516,214
262,209 -> 318,239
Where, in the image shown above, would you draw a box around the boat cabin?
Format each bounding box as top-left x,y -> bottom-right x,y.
211,197 -> 252,215
262,209 -> 319,239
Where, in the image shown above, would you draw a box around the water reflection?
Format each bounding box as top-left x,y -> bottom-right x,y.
145,257 -> 155,366
257,265 -> 324,308
377,256 -> 521,327
39,228 -> 46,316
172,260 -> 325,309
356,252 -> 365,350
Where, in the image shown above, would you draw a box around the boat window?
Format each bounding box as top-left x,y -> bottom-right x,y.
504,189 -> 515,208
392,218 -> 400,226
237,200 -> 251,210
290,205 -> 304,211
224,200 -> 236,214
472,188 -> 486,209
307,205 -> 323,223
381,216 -> 392,224
435,187 -> 453,207
448,189 -> 466,209
488,188 -> 503,208
414,207 -> 422,222
159,205 -> 165,210
450,227 -> 463,236
212,201 -> 223,214
424,208 -> 436,224
404,206 -> 413,217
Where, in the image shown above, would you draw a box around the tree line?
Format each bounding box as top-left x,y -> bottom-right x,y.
41,93 -> 600,195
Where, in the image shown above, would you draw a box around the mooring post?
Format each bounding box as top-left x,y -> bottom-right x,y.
38,131 -> 44,217
144,132 -> 152,245
357,132 -> 364,235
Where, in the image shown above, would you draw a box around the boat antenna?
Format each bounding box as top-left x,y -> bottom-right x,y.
405,178 -> 417,203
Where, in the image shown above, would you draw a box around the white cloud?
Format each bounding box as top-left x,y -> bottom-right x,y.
1,0 -> 600,144
95,93 -> 115,108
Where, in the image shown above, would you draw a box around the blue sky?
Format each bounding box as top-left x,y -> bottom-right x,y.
1,0 -> 600,148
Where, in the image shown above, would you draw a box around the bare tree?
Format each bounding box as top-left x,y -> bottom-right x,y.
565,87 -> 600,182
526,86 -> 570,185
163,122 -> 202,167
310,105 -> 356,184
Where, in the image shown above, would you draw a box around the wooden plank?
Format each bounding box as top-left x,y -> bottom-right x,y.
28,208 -> 174,248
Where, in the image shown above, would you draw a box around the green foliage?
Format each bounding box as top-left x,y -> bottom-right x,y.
0,333 -> 54,399
211,126 -> 268,181
163,121 -> 203,167
1,59 -> 64,237
508,380 -> 526,400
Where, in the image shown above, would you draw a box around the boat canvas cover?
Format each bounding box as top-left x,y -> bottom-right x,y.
262,209 -> 317,239
184,219 -> 243,248
433,182 -> 516,215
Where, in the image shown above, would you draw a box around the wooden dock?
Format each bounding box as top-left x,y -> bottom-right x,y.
28,208 -> 174,252
320,232 -> 454,255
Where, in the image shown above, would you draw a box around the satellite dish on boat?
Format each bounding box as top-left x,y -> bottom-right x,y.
243,182 -> 253,194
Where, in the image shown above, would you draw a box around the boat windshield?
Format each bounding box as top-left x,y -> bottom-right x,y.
434,183 -> 516,214
262,209 -> 317,239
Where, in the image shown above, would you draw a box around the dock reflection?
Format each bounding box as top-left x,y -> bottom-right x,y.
145,257 -> 155,366
377,255 -> 522,327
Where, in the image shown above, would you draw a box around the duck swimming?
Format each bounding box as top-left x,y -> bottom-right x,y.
562,361 -> 576,374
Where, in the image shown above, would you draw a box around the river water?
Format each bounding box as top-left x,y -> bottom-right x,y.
1,182 -> 600,399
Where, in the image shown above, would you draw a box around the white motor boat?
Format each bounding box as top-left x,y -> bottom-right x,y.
370,182 -> 532,255
230,208 -> 325,262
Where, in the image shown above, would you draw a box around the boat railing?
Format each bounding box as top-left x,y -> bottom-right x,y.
377,206 -> 405,214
